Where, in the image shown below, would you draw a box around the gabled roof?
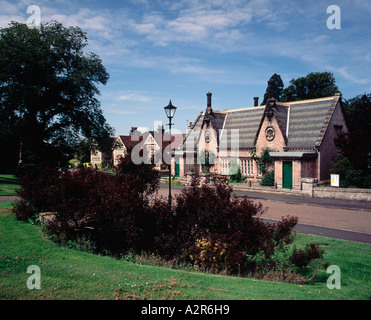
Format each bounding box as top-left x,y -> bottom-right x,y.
284,96 -> 340,149
127,131 -> 186,151
115,135 -> 142,150
274,104 -> 289,144
180,112 -> 205,151
181,94 -> 342,152
208,111 -> 227,143
161,133 -> 186,150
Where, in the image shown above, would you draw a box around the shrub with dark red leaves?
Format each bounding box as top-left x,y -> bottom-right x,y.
14,161 -> 325,278
13,168 -> 61,221
289,243 -> 325,268
116,154 -> 160,198
151,176 -> 300,275
13,155 -> 160,256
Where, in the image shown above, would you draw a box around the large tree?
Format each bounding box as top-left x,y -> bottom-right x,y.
335,93 -> 371,173
261,73 -> 284,105
0,21 -> 113,172
281,72 -> 339,102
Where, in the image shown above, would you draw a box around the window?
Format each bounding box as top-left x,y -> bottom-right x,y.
221,158 -> 230,175
248,159 -> 254,176
240,159 -> 246,176
239,158 -> 254,176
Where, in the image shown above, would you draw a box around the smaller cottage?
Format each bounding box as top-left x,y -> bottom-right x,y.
91,126 -> 185,170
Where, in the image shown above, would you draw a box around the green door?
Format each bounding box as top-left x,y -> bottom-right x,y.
283,161 -> 293,189
175,162 -> 180,177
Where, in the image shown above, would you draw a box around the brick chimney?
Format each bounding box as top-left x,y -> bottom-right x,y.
206,92 -> 213,115
207,92 -> 212,108
254,97 -> 259,107
157,125 -> 164,134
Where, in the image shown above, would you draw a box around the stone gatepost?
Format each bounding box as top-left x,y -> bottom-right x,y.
186,172 -> 195,186
301,178 -> 318,197
200,173 -> 211,185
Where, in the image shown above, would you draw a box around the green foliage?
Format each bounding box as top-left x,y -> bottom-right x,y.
229,167 -> 246,183
251,147 -> 276,177
0,21 -> 113,171
260,170 -> 275,186
337,93 -> 371,174
262,73 -> 284,105
74,139 -> 92,164
251,148 -> 276,186
165,179 -> 185,186
330,156 -> 367,188
198,150 -> 216,173
281,72 -> 339,102
258,148 -> 275,175
227,158 -> 246,182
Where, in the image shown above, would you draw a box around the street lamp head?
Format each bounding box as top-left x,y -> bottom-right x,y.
164,100 -> 177,119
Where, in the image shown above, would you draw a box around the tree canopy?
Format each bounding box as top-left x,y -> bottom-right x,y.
281,72 -> 339,102
0,21 -> 113,172
335,93 -> 371,174
261,73 -> 284,104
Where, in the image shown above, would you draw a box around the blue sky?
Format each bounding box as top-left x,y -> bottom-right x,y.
1,0 -> 370,136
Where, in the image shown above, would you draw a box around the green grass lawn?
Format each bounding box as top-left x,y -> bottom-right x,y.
0,203 -> 370,300
0,201 -> 14,209
0,174 -> 20,196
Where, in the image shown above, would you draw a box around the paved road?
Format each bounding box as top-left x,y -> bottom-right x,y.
0,196 -> 19,202
232,188 -> 371,212
159,184 -> 371,244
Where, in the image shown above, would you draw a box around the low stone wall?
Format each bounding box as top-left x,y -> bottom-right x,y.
301,178 -> 371,201
184,174 -> 371,202
313,187 -> 371,202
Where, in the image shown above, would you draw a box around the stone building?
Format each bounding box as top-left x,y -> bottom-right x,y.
174,92 -> 348,190
112,135 -> 142,167
91,126 -> 185,170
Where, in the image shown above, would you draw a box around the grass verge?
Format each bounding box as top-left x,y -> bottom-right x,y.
0,204 -> 370,300
0,174 -> 19,196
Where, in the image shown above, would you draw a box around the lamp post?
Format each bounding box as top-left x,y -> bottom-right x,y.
164,100 -> 177,208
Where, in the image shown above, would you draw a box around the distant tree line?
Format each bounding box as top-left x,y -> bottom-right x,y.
261,72 -> 338,104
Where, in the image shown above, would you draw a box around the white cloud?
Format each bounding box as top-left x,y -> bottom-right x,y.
1,0 -> 370,92
327,66 -> 370,85
117,92 -> 151,102
131,0 -> 256,46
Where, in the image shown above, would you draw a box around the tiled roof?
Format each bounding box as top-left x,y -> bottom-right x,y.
210,111 -> 227,143
181,112 -> 205,151
219,107 -> 265,149
285,96 -> 338,149
274,104 -> 289,143
181,94 -> 340,152
117,135 -> 142,149
161,133 -> 186,149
